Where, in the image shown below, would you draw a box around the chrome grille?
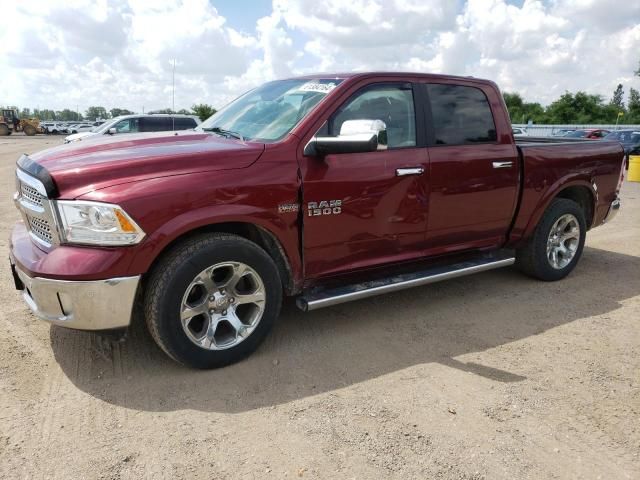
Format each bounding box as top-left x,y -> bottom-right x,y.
15,167 -> 57,249
26,215 -> 53,244
20,182 -> 44,207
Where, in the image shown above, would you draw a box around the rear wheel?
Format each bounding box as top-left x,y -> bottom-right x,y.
0,124 -> 9,136
144,233 -> 282,369
516,198 -> 586,281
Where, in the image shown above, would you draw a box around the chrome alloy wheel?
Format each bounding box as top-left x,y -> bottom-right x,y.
546,214 -> 580,270
180,262 -> 266,350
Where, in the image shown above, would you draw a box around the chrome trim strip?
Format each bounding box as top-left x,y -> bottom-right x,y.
396,167 -> 424,176
492,161 -> 514,169
299,257 -> 515,311
16,168 -> 48,197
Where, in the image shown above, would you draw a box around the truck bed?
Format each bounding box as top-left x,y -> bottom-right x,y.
508,138 -> 624,246
514,136 -> 602,145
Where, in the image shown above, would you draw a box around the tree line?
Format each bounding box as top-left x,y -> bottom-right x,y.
506,63 -> 640,125
11,62 -> 640,125
12,104 -> 217,122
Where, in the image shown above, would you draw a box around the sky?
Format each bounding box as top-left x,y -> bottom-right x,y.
1,0 -> 639,113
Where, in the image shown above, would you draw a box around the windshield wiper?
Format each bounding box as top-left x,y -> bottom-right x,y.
201,126 -> 245,141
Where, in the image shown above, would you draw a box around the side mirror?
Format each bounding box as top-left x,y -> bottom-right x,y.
305,119 -> 388,156
108,127 -> 117,135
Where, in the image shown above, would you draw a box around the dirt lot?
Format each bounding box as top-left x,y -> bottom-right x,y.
0,135 -> 638,480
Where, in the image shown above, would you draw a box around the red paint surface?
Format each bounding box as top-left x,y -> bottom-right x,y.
10,72 -> 626,292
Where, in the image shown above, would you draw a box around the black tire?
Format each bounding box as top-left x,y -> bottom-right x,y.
516,198 -> 586,281
0,124 -> 9,136
24,125 -> 36,136
144,233 -> 282,369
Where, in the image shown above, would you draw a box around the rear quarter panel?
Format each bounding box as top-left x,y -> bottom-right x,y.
509,140 -> 624,246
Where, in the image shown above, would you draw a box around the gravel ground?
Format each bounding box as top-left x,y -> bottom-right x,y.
1,135 -> 638,480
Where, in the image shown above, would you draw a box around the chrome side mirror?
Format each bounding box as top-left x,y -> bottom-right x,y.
304,119 -> 388,156
108,127 -> 117,135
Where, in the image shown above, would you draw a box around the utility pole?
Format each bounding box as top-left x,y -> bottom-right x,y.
172,59 -> 176,113
172,59 -> 176,130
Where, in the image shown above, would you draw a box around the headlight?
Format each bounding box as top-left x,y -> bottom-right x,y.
56,200 -> 145,246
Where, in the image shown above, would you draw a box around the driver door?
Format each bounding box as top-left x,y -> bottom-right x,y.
301,82 -> 430,279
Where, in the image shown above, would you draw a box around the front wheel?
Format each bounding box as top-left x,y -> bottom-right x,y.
516,198 -> 586,281
144,233 -> 282,369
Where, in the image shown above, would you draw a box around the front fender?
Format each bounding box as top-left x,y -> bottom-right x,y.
79,168 -> 302,285
131,203 -> 300,275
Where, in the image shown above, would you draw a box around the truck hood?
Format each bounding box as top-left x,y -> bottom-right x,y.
28,130 -> 265,198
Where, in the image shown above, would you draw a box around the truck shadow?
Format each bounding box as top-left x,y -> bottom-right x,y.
50,246 -> 639,413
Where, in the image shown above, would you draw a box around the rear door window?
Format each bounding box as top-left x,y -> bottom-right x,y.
140,117 -> 172,132
427,84 -> 497,145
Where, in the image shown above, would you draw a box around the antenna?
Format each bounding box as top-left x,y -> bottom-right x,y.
172,59 -> 176,131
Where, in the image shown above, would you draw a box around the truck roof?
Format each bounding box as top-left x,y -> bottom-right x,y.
286,71 -> 494,86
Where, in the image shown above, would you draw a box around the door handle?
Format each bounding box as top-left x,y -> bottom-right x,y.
492,161 -> 513,169
396,167 -> 424,177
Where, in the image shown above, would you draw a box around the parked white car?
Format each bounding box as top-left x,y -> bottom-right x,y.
67,124 -> 94,134
512,127 -> 528,136
64,114 -> 201,143
41,122 -> 67,134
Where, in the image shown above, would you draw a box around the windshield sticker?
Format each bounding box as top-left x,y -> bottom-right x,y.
296,82 -> 338,94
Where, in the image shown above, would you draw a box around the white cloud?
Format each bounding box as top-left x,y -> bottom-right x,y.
0,0 -> 639,113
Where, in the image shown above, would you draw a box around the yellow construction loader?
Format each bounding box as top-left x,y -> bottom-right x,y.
0,109 -> 42,136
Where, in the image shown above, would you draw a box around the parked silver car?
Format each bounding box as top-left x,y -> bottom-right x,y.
64,114 -> 201,143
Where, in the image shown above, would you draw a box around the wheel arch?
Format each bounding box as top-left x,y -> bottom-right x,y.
521,179 -> 596,243
555,185 -> 596,229
143,221 -> 299,296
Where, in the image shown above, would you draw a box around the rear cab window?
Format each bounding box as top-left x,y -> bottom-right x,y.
173,117 -> 197,130
427,84 -> 497,145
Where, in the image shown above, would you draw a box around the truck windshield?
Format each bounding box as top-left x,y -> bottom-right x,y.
92,117 -> 123,133
198,79 -> 343,142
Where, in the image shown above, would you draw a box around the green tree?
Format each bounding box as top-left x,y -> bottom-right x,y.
628,88 -> 640,123
110,108 -> 133,118
503,92 -> 547,124
191,103 -> 217,121
85,106 -> 108,121
148,108 -> 174,114
545,91 -> 612,124
610,84 -> 625,110
57,109 -> 81,121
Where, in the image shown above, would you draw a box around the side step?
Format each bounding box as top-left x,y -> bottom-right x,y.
296,251 -> 515,311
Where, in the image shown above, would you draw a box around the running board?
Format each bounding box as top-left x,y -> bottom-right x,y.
296,252 -> 515,312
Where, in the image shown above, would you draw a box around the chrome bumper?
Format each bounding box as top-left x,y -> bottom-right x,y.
603,197 -> 621,223
12,263 -> 140,330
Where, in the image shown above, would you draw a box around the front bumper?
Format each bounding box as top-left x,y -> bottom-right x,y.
603,196 -> 621,224
11,260 -> 140,331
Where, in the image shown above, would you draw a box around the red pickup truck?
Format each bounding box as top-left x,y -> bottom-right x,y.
10,73 -> 625,368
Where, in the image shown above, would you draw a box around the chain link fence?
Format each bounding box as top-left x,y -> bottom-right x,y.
511,124 -> 639,137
